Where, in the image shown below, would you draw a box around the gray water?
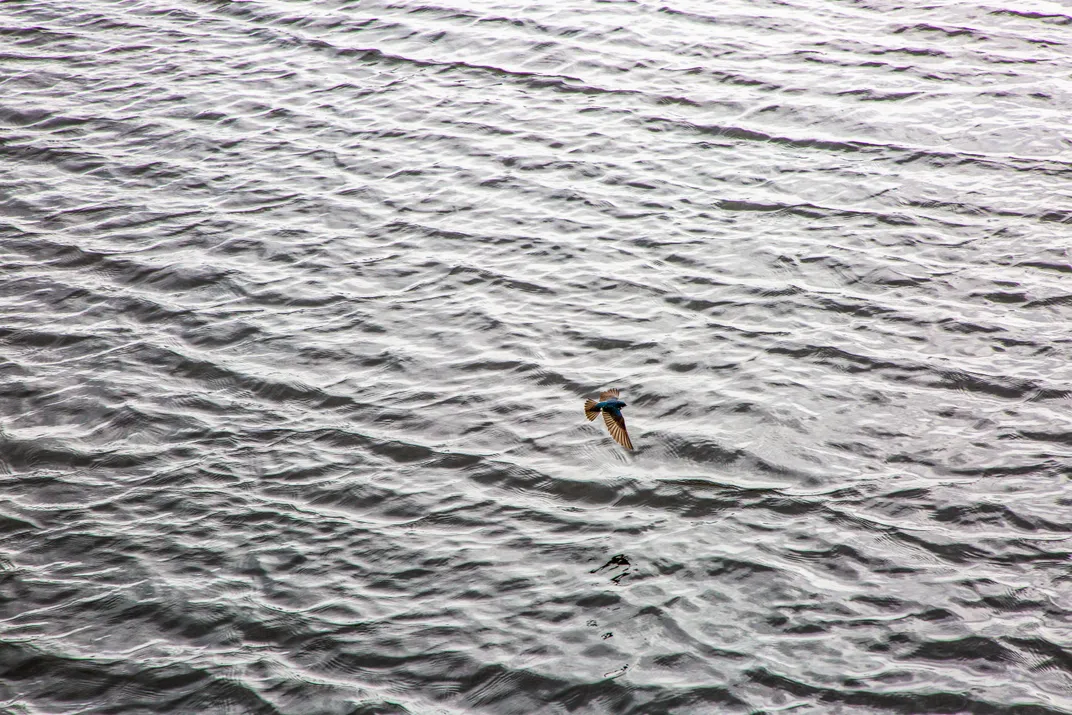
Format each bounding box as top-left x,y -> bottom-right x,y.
2,1 -> 1071,713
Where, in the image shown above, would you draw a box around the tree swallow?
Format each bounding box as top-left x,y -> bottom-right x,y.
584,388 -> 634,450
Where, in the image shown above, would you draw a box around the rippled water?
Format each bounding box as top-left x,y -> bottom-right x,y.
2,0 -> 1072,713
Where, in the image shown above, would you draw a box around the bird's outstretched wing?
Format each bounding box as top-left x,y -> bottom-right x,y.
603,410 -> 634,450
599,388 -> 620,401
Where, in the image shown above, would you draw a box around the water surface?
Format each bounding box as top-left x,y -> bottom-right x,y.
2,0 -> 1071,713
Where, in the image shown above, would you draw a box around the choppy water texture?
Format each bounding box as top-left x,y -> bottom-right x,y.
2,0 -> 1072,713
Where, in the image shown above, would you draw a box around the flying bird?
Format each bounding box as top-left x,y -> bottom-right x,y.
584,388 -> 634,450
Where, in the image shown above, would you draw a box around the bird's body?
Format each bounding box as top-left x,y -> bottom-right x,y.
584,389 -> 634,450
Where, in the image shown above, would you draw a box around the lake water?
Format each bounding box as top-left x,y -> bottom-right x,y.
2,1 -> 1071,713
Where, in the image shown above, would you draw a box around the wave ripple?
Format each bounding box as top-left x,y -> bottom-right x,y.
1,0 -> 1070,713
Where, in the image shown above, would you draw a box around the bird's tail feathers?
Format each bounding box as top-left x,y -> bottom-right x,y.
583,400 -> 599,421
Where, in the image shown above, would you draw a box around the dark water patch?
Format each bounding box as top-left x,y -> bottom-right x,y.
985,543 -> 1072,567
1017,430 -> 1072,448
932,501 -> 1072,533
469,462 -> 622,506
350,702 -> 412,715
889,530 -> 990,565
968,590 -> 1055,615
836,89 -> 923,102
768,340 -> 1063,402
445,264 -> 556,295
748,666 -> 1065,714
1018,261 -> 1072,276
783,542 -> 883,571
1006,637 -> 1072,675
122,341 -> 394,413
610,479 -> 826,520
0,435 -> 152,473
926,368 -> 1048,400
942,460 -> 1067,479
682,120 -> 864,153
934,316 -> 1002,334
768,342 -> 909,374
0,324 -> 102,352
912,635 -> 1017,666
655,435 -> 817,480
460,660 -> 750,714
577,334 -> 654,351
990,9 -> 1072,26
0,643 -> 284,715
1024,293 -> 1072,309
893,22 -> 988,40
611,479 -> 738,516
